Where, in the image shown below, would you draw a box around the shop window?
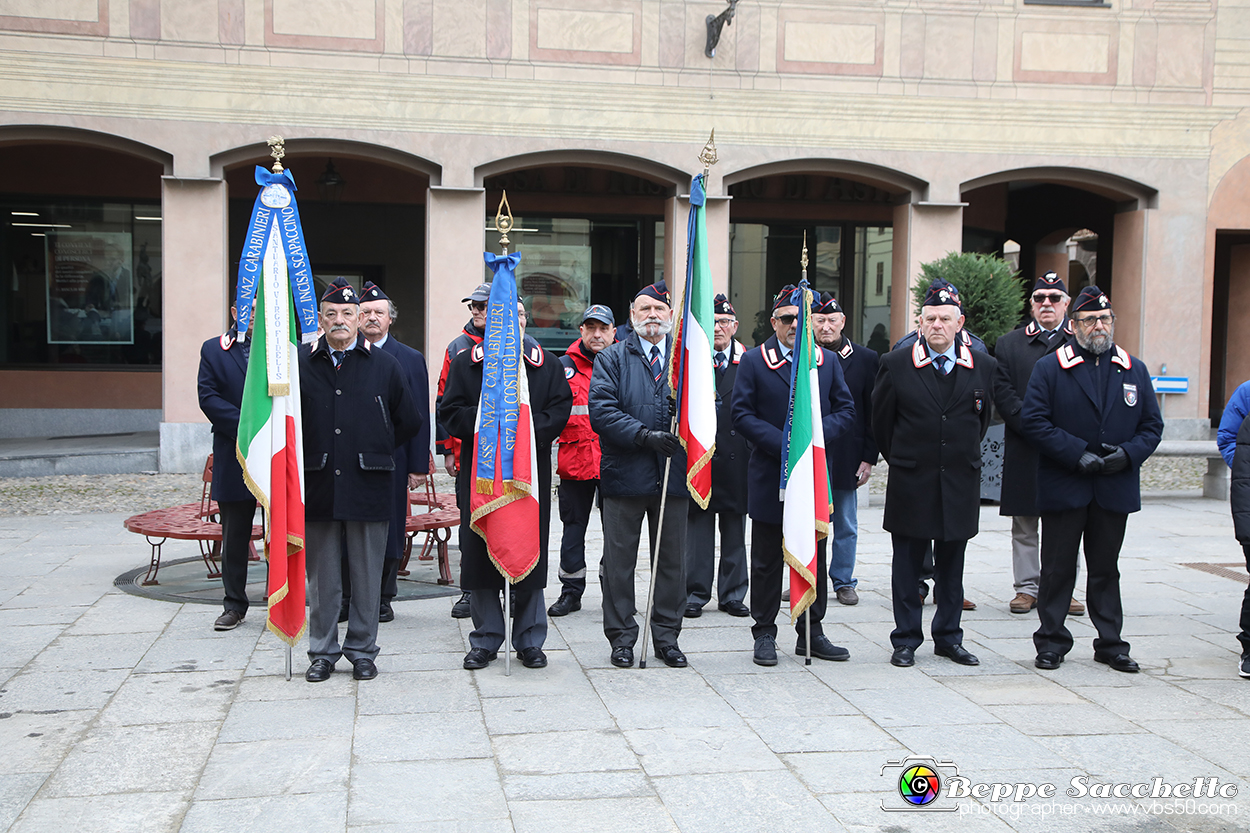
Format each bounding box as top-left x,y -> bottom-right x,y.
1,198 -> 162,367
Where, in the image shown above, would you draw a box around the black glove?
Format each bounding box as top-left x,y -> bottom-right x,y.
1076,451 -> 1104,475
637,428 -> 681,456
1100,443 -> 1129,475
666,397 -> 678,426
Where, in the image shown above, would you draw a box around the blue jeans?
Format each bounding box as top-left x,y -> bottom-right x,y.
829,489 -> 859,590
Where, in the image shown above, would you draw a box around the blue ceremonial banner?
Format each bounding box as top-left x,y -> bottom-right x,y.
234,166 -> 318,342
476,252 -> 523,488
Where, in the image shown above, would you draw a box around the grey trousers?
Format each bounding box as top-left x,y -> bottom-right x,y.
1011,515 -> 1041,596
601,493 -> 688,652
306,520 -> 387,664
685,505 -> 748,608
469,585 -> 548,653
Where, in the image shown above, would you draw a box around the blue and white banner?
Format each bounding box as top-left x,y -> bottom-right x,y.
234,166 -> 318,343
476,252 -> 522,487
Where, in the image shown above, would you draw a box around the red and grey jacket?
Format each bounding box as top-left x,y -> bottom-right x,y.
435,320 -> 484,458
556,337 -> 602,481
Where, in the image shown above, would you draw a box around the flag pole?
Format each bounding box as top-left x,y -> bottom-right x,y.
497,192 -> 515,678
800,233 -> 813,667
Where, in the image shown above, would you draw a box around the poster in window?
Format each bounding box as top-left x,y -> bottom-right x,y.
515,243 -> 592,348
45,231 -> 135,345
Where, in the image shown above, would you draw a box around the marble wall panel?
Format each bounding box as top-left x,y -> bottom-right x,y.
1155,23 -> 1205,88
1015,21 -> 1119,86
160,0 -> 216,43
923,16 -> 975,80
775,8 -> 884,77
432,0 -> 486,58
530,0 -> 642,66
267,0 -> 383,52
0,0 -> 106,35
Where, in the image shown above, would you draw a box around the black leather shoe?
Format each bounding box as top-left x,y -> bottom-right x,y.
935,644 -> 980,666
890,646 -> 915,667
610,646 -> 634,668
338,602 -> 349,624
683,604 -> 703,619
1095,653 -> 1139,673
1035,651 -> 1064,670
352,657 -> 378,680
718,600 -> 750,617
655,645 -> 688,668
463,647 -> 497,670
753,635 -> 778,666
517,647 -> 548,668
305,658 -> 334,682
796,634 -> 850,662
547,592 -> 581,617
451,591 -> 472,619
378,600 -> 394,623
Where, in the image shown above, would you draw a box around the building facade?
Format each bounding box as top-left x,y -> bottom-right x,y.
1,0 -> 1248,469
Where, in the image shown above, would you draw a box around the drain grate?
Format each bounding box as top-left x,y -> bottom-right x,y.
1182,562 -> 1249,585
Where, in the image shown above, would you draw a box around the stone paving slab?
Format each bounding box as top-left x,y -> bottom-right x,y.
1,499 -> 1249,831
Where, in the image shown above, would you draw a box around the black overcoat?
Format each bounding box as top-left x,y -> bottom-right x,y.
377,335 -> 432,561
299,334 -> 422,522
873,339 -> 996,541
1022,342 -> 1162,515
197,331 -> 254,503
827,339 -> 880,491
992,319 -> 1076,516
730,335 -> 856,526
441,340 -> 572,591
708,340 -> 749,515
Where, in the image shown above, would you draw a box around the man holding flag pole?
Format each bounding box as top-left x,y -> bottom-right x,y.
732,244 -> 856,667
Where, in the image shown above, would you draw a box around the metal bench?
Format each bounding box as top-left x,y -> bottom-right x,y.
122,455 -> 262,586
1152,440 -> 1228,499
399,455 -> 458,585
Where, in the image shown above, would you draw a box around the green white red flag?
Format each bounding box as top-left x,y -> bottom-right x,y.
780,283 -> 831,622
667,173 -> 717,508
236,173 -> 307,646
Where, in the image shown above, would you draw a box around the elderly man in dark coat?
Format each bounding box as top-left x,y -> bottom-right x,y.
300,278 -> 422,683
589,281 -> 690,670
992,272 -> 1081,616
440,301 -> 572,670
732,286 -> 856,667
1023,286 -> 1162,673
684,294 -> 750,619
874,282 -> 996,669
197,307 -> 257,632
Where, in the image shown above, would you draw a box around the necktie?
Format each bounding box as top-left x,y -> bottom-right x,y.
935,355 -> 950,375
650,345 -> 662,381
332,350 -> 345,369
715,351 -> 726,371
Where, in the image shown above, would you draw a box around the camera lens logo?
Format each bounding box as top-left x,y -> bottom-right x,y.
899,764 -> 941,806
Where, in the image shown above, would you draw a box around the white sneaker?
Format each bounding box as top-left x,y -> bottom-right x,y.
1240,654 -> 1250,678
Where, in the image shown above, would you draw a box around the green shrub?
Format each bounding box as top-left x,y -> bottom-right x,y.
912,252 -> 1026,350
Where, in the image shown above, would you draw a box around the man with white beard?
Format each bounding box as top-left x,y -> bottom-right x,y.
1022,286 -> 1162,674
588,282 -> 690,669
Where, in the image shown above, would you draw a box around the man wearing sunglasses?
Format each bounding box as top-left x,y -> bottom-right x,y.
1022,286 -> 1162,673
992,273 -> 1084,618
435,283 -> 491,619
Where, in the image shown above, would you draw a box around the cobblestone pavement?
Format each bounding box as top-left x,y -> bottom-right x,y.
1,479 -> 1248,831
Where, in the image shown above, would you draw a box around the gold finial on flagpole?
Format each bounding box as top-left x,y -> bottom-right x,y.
801,230 -> 809,281
495,191 -> 515,254
267,136 -> 286,173
698,129 -> 718,177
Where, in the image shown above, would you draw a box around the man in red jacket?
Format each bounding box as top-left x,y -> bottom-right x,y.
549,304 -> 615,617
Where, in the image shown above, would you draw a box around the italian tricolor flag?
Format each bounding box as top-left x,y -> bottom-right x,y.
237,219 -> 307,645
668,172 -> 717,508
781,285 -> 831,622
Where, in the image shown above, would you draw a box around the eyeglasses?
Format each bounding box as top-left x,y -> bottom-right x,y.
1032,293 -> 1066,305
713,318 -> 736,329
1075,313 -> 1115,328
774,314 -> 797,326
468,302 -> 487,312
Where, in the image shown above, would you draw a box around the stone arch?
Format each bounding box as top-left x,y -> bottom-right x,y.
724,158 -> 927,201
0,124 -> 173,172
474,149 -> 686,192
209,138 -> 441,182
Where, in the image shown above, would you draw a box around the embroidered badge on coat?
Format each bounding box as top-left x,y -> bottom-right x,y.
564,366 -> 575,380
974,389 -> 985,413
1123,383 -> 1138,407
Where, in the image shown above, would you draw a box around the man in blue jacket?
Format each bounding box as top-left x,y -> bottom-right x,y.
732,286 -> 856,667
1023,286 -> 1162,673
197,307 -> 257,632
589,281 -> 690,669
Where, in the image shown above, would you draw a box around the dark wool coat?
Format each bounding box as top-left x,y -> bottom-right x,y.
1022,342 -> 1163,515
441,340 -> 572,591
299,334 -> 422,522
708,340 -> 749,515
827,338 -> 880,491
197,330 -> 254,503
376,335 -> 432,561
992,319 -> 1077,516
731,335 -> 856,526
873,338 -> 996,541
